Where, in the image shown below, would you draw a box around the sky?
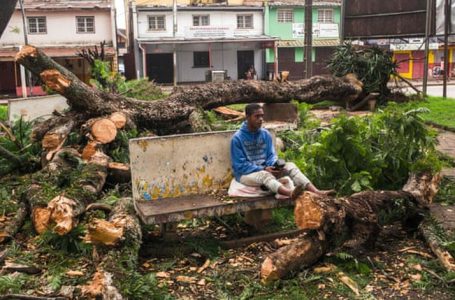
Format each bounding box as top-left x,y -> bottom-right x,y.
115,0 -> 126,29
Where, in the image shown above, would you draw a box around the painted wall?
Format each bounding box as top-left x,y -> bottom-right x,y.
145,42 -> 264,82
137,9 -> 264,39
265,5 -> 341,64
1,10 -> 113,47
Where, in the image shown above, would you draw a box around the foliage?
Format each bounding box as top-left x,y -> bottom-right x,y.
89,60 -> 124,93
0,105 -> 7,121
119,272 -> 172,300
89,59 -> 164,100
280,104 -> 440,195
36,225 -> 92,255
105,128 -> 139,163
328,43 -> 398,99
0,274 -> 29,294
0,117 -> 41,176
120,78 -> 164,101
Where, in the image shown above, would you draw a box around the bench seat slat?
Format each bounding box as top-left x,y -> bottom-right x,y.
134,195 -> 294,225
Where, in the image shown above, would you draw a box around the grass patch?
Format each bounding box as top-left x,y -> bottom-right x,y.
434,177 -> 455,206
0,105 -> 7,121
398,96 -> 455,129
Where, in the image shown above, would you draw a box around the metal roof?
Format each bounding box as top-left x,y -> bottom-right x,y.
19,0 -> 111,10
269,0 -> 341,7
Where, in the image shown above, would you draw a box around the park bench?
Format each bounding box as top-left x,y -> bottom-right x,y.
130,130 -> 295,228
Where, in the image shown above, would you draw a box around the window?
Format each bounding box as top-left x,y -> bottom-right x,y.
148,15 -> 165,31
193,15 -> 209,26
317,9 -> 333,23
277,9 -> 293,23
27,16 -> 46,34
76,16 -> 95,33
193,51 -> 210,68
237,15 -> 253,29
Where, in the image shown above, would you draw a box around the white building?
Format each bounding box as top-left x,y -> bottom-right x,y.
129,1 -> 276,84
0,0 -> 117,97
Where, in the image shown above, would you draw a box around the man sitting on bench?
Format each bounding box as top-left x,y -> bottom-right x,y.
230,103 -> 333,199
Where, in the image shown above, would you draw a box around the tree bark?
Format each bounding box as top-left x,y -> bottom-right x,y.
0,0 -> 17,39
16,45 -> 363,135
260,172 -> 441,283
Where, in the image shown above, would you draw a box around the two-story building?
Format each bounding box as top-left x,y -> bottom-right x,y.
128,0 -> 276,84
265,0 -> 341,80
0,0 -> 117,97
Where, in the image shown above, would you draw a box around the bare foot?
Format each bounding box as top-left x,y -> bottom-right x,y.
291,184 -> 305,200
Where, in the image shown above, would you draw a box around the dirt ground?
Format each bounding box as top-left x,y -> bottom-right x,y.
137,215 -> 455,300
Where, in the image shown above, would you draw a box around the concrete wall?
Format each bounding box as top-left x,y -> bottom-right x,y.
1,10 -> 113,47
8,94 -> 69,122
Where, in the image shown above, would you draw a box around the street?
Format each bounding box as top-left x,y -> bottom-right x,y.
404,83 -> 455,98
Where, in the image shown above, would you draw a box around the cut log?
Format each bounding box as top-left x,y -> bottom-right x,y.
0,199 -> 27,243
82,197 -> 141,299
89,119 -> 118,144
42,119 -> 76,151
16,45 -> 363,134
107,162 -> 131,184
109,112 -> 127,129
213,106 -> 245,119
260,172 -> 440,282
82,141 -> 100,161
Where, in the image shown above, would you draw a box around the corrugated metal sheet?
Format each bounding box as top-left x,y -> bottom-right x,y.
344,0 -> 429,39
277,39 -> 340,47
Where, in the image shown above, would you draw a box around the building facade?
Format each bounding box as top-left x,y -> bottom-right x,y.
0,0 -> 117,97
128,0 -> 276,84
265,0 -> 341,80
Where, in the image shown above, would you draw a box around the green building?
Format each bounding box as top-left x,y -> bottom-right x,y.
265,0 -> 341,80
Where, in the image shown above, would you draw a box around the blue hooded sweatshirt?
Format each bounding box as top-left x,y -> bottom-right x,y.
231,121 -> 277,181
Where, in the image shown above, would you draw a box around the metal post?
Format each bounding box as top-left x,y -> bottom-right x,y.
274,42 -> 278,80
443,0 -> 450,98
304,0 -> 313,79
18,0 -> 31,97
173,0 -> 177,87
423,0 -> 433,97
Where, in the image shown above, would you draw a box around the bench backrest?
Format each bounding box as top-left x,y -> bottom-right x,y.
129,130 -> 275,201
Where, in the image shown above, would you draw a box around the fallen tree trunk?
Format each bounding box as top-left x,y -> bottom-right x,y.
261,172 -> 441,283
16,45 -> 363,135
82,197 -> 142,299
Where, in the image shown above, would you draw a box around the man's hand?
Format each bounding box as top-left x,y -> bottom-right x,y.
265,166 -> 282,177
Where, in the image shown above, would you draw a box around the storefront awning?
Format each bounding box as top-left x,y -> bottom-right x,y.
0,46 -> 115,61
137,36 -> 278,45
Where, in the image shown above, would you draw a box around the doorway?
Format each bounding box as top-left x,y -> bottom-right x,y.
146,53 -> 173,84
237,50 -> 254,80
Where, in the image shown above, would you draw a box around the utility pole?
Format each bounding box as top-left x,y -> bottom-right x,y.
18,0 -> 31,98
304,0 -> 313,79
173,0 -> 177,87
423,0 -> 433,97
443,0 -> 450,98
